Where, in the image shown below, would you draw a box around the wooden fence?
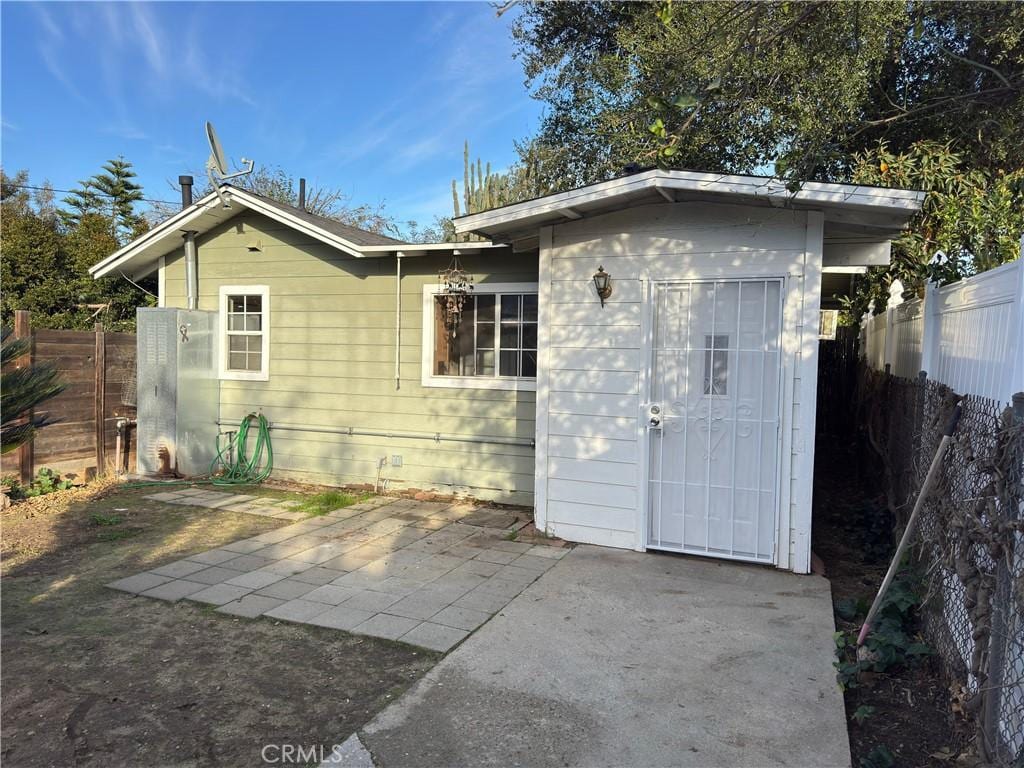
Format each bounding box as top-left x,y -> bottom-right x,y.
1,311 -> 137,483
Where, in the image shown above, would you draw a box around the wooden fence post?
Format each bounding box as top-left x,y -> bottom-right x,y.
94,322 -> 106,476
14,310 -> 33,485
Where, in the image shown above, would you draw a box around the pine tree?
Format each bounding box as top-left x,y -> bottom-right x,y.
61,157 -> 144,243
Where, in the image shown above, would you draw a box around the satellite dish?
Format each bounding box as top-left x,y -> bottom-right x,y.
205,121 -> 254,208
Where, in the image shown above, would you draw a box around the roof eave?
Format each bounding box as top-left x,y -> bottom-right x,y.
453,170 -> 926,237
90,185 -> 373,280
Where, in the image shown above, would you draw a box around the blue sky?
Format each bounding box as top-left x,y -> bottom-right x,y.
1,1 -> 541,228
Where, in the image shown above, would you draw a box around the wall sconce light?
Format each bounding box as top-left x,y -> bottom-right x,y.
593,266 -> 612,307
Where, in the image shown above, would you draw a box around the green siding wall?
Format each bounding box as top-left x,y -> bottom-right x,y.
162,210 -> 538,504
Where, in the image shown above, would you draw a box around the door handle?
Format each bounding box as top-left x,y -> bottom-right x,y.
646,404 -> 662,429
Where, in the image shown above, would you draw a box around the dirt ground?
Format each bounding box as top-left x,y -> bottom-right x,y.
812,441 -> 965,768
1,482 -> 438,767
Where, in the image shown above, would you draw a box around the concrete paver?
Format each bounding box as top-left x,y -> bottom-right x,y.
398,621 -> 468,653
140,579 -> 207,601
188,583 -> 253,605
352,613 -> 420,641
256,578 -> 318,601
107,572 -> 173,594
216,594 -> 285,618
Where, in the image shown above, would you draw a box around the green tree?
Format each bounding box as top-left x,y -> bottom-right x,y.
511,1 -> 1023,186
1,167 -> 154,332
62,157 -> 144,241
1,327 -> 66,453
838,141 -> 1024,321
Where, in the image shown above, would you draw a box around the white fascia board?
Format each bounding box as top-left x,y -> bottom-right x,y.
228,189 -> 364,257
90,196 -> 222,278
453,169 -> 926,235
90,186 -> 367,279
357,242 -> 513,257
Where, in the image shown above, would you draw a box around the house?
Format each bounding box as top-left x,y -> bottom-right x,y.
90,169 -> 924,573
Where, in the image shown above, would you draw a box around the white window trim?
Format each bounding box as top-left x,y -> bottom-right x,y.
421,282 -> 538,392
219,284 -> 270,381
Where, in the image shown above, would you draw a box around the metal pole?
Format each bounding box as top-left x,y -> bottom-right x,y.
980,392 -> 1024,761
858,402 -> 962,646
395,253 -> 403,390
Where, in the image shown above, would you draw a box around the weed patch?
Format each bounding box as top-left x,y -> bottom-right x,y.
97,528 -> 141,542
293,490 -> 370,516
90,512 -> 123,527
834,566 -> 931,692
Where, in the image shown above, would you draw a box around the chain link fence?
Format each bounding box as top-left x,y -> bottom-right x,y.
857,367 -> 1024,764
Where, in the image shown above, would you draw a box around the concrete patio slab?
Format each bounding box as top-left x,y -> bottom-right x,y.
359,545 -> 850,768
111,495 -> 564,651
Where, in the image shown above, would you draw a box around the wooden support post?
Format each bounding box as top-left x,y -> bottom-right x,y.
14,310 -> 33,485
94,322 -> 106,476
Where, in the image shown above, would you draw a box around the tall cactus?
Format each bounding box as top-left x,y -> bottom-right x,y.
452,140 -> 567,240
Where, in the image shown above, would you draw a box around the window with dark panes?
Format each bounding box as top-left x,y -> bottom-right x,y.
433,292 -> 537,379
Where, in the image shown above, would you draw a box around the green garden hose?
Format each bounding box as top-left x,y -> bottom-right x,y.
122,413 -> 273,488
210,413 -> 273,485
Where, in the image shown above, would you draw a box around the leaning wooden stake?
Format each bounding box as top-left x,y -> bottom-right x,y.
857,401 -> 962,647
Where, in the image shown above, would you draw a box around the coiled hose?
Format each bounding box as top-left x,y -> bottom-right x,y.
210,412 -> 273,485
123,413 -> 272,488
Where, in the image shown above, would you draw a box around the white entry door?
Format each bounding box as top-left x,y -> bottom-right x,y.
647,279 -> 783,563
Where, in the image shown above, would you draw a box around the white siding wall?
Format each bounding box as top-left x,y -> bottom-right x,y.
536,202 -> 823,572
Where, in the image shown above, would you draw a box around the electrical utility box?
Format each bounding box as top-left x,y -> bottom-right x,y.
136,308 -> 220,477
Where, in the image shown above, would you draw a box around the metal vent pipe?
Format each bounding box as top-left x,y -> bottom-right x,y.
183,231 -> 199,310
179,175 -> 193,208
298,178 -> 306,211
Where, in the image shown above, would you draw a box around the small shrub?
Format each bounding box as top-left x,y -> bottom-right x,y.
859,744 -> 895,768
851,705 -> 876,725
834,566 -> 931,691
1,468 -> 73,500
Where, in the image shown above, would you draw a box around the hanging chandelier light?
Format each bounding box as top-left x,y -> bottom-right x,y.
438,255 -> 474,336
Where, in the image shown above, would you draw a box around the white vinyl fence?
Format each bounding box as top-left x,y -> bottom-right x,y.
862,256 -> 1024,403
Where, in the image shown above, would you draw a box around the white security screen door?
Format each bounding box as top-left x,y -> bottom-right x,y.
647,279 -> 783,563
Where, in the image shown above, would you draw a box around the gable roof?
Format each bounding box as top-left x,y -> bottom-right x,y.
453,168 -> 927,240
250,191 -> 406,247
89,184 -> 412,279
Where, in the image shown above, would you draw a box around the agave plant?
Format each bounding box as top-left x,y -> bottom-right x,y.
1,327 -> 66,453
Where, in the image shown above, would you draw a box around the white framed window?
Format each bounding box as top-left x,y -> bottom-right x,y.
421,282 -> 538,391
219,285 -> 270,381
